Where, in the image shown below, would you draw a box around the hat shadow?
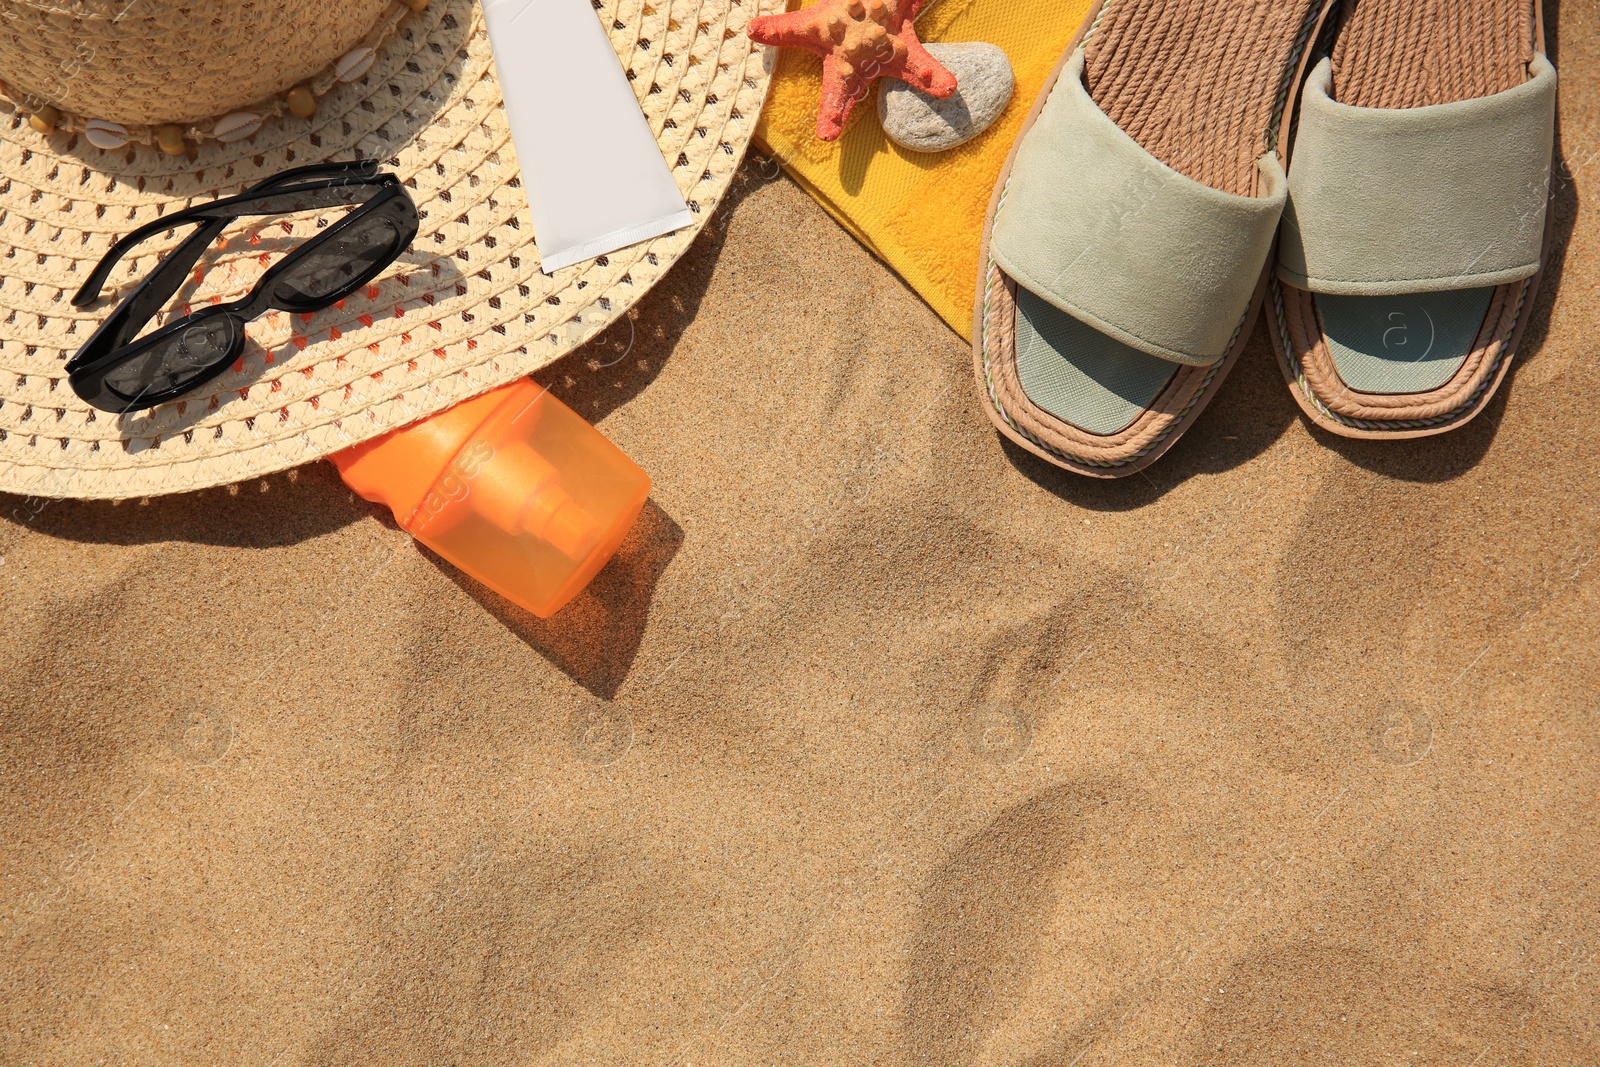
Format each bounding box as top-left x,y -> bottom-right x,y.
430,498 -> 684,700
6,468 -> 684,701
5,460 -> 367,548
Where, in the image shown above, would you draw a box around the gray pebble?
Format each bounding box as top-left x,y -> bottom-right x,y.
879,42 -> 1015,153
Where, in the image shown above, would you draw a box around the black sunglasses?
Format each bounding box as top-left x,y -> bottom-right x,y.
66,159 -> 419,414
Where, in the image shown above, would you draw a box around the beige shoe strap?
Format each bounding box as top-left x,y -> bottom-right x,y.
991,52 -> 1288,367
1277,54 -> 1555,297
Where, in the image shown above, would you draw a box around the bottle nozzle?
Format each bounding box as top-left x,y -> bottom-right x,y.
472,440 -> 604,560
526,495 -> 605,560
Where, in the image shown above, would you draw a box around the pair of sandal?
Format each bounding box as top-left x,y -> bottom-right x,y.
973,0 -> 1558,478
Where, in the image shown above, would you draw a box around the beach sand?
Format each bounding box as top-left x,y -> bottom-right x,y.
3,5 -> 1597,1062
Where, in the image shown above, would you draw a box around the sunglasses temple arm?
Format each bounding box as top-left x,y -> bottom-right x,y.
64,215 -> 235,367
257,158 -> 381,185
71,162 -> 382,307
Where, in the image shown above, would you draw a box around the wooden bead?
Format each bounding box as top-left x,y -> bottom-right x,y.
286,85 -> 317,118
29,105 -> 60,134
156,124 -> 187,156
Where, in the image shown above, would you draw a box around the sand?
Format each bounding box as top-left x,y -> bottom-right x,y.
2,4 -> 1597,1063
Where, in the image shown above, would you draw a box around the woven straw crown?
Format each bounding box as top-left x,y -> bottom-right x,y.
0,0 -> 393,125
0,0 -> 776,500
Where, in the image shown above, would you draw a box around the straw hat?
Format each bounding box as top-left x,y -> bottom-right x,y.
0,0 -> 774,499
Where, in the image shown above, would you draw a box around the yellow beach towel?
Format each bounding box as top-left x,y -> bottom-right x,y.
754,0 -> 1095,339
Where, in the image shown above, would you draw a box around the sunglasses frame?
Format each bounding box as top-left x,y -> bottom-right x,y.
66,160 -> 419,414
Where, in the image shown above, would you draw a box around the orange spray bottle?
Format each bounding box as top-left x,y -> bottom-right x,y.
330,379 -> 649,618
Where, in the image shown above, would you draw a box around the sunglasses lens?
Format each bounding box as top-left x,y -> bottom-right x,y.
274,213 -> 402,305
102,316 -> 238,402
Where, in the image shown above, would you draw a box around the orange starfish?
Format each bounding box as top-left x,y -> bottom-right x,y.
748,0 -> 957,141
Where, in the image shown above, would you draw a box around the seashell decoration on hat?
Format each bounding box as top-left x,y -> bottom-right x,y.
0,0 -> 775,499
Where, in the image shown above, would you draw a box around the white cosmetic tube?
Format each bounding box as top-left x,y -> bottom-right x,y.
481,0 -> 695,273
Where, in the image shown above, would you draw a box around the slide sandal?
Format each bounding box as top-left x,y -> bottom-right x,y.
1270,0 -> 1557,439
973,0 -> 1334,479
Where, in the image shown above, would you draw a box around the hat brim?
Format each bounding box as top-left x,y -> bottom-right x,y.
0,0 -> 775,499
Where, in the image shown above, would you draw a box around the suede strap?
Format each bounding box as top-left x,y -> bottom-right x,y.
1276,54 -> 1557,297
990,51 -> 1287,368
